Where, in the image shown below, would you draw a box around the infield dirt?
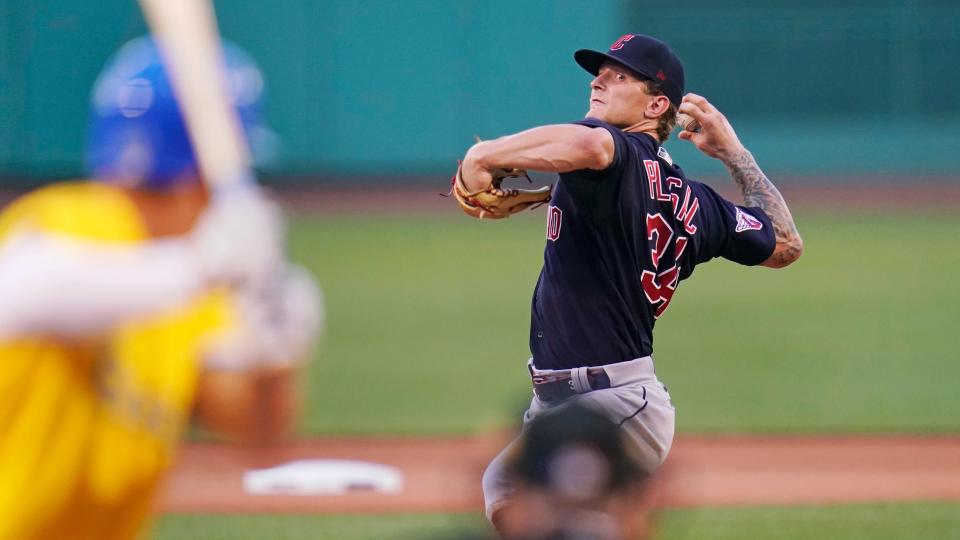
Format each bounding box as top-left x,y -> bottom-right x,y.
161,435 -> 960,514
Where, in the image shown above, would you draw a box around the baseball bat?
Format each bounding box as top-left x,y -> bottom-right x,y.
138,0 -> 251,189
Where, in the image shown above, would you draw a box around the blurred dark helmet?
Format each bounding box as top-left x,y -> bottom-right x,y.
511,401 -> 645,503
85,36 -> 271,190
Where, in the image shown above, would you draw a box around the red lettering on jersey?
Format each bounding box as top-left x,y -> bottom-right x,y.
667,177 -> 683,213
675,236 -> 689,260
646,213 -> 673,268
675,186 -> 699,234
610,34 -> 635,51
681,198 -> 699,234
643,160 -> 671,202
546,205 -> 563,241
674,186 -> 692,219
644,160 -> 659,200
641,265 -> 680,319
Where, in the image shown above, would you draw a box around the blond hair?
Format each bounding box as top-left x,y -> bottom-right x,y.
642,79 -> 678,143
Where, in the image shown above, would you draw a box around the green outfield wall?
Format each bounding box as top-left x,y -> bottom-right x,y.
1,0 -> 958,182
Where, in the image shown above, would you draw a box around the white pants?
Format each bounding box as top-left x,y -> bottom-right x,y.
481,356 -> 676,521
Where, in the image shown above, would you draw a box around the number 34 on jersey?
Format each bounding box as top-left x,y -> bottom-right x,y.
641,159 -> 699,319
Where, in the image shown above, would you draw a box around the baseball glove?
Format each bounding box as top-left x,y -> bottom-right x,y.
450,162 -> 553,220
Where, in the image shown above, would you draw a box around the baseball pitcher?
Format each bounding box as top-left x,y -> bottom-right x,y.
451,34 -> 803,530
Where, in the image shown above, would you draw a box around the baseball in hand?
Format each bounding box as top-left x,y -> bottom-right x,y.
676,112 -> 701,133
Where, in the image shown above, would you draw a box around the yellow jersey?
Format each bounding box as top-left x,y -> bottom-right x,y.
0,182 -> 234,540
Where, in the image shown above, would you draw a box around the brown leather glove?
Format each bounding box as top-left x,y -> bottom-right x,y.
450,162 -> 553,220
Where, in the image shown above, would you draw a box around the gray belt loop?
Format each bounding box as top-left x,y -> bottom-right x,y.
570,367 -> 591,393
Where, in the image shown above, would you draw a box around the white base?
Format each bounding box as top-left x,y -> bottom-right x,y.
243,459 -> 404,496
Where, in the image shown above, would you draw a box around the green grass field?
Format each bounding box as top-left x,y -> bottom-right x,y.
155,513 -> 480,540
159,208 -> 960,539
289,209 -> 960,435
155,502 -> 960,539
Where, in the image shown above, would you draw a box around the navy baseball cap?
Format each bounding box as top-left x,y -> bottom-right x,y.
575,34 -> 685,106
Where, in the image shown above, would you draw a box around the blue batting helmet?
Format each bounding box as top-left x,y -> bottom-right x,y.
85,36 -> 270,189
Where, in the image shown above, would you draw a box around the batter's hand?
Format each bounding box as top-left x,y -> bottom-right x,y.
677,94 -> 747,162
202,263 -> 323,372
191,184 -> 285,286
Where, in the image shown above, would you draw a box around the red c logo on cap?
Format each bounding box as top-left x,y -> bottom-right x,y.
610,34 -> 634,51
656,69 -> 667,81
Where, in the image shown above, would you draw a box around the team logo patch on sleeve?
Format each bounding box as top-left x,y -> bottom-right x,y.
734,207 -> 764,233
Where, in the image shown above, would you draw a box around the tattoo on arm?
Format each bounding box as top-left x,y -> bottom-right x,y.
724,150 -> 803,266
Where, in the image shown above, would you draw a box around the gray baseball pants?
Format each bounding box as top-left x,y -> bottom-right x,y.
481,355 -> 675,521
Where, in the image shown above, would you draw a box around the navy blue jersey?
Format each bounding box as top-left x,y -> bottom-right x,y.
530,118 -> 776,370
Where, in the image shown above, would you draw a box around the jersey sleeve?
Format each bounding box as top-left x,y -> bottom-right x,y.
568,118 -> 631,178
688,181 -> 776,267
556,118 -> 635,216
